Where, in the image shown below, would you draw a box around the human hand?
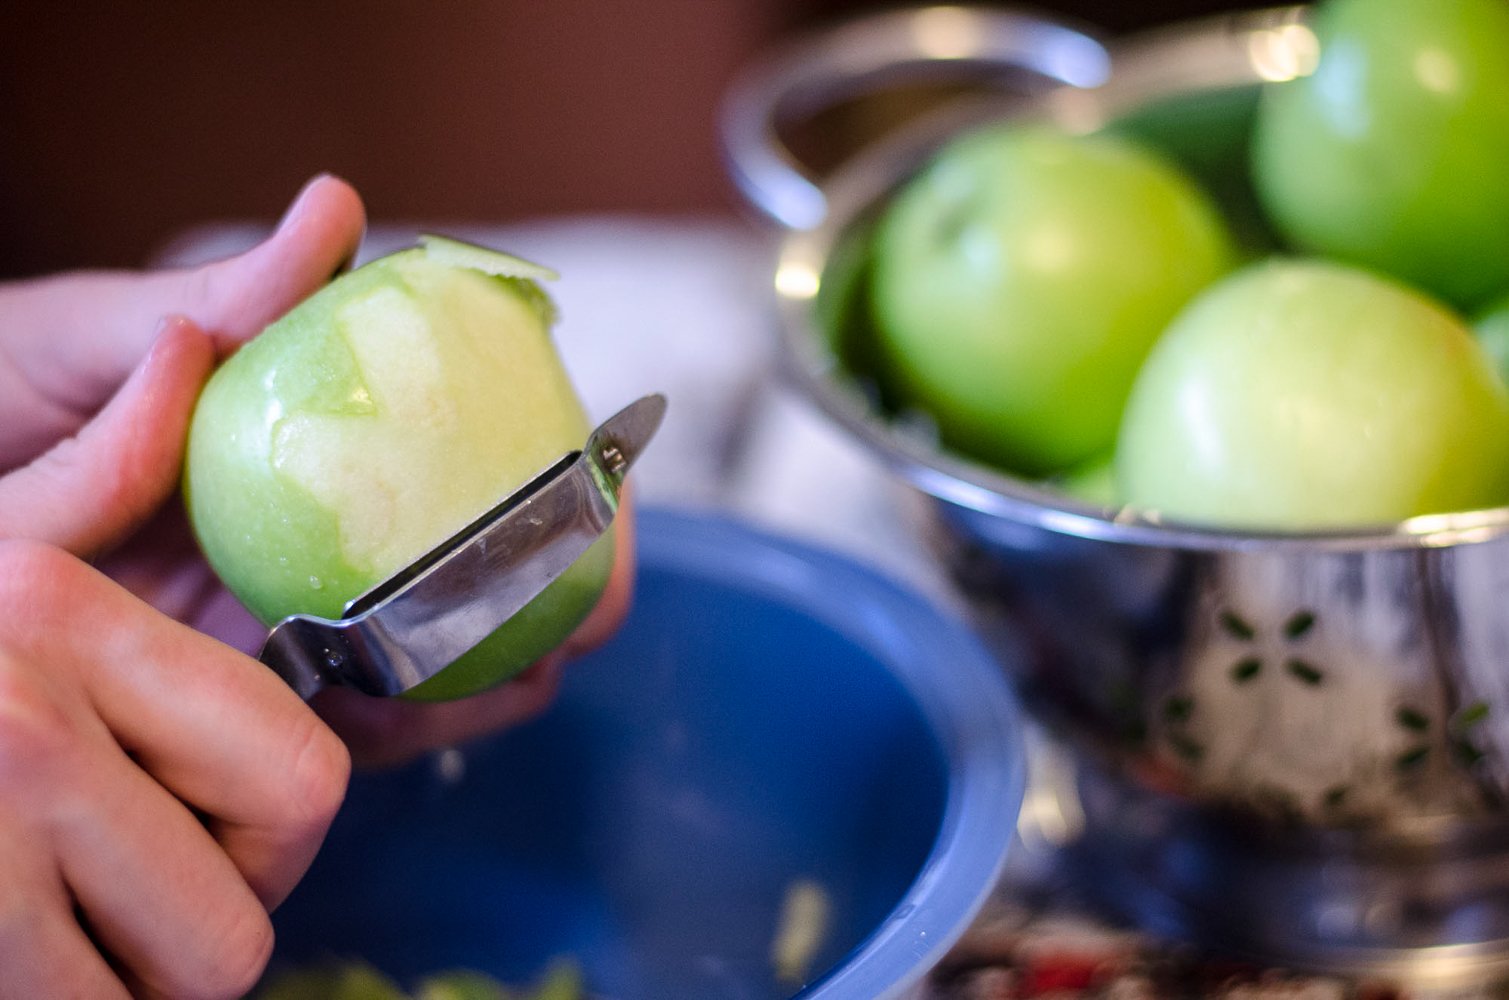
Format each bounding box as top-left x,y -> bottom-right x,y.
306,495 -> 636,768
0,177 -> 635,994
0,176 -> 366,474
0,316 -> 352,998
2,174 -> 635,768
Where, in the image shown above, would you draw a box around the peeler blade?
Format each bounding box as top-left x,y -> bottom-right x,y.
259,393 -> 666,699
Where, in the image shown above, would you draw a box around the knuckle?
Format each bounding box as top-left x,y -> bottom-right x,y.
282,716 -> 351,836
0,660 -> 73,794
187,259 -> 252,338
0,541 -> 85,796
0,539 -> 86,634
0,539 -> 59,604
152,904 -> 273,1000
206,908 -> 275,1000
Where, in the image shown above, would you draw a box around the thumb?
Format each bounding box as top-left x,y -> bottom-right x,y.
177,173 -> 367,355
0,174 -> 364,439
0,316 -> 215,558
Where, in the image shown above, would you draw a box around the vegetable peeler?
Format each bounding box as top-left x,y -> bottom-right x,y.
258,393 -> 666,699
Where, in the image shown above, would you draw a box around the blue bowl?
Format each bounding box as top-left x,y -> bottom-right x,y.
267,509 -> 1025,999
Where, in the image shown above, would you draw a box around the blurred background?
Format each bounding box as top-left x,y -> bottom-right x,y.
0,0 -> 1247,280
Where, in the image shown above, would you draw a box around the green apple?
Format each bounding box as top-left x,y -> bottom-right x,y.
1051,451 -> 1118,508
869,123 -> 1236,477
256,962 -> 405,1000
1117,258 -> 1509,529
256,959 -> 582,1000
185,236 -> 613,701
1473,292 -> 1509,387
1251,0 -> 1509,311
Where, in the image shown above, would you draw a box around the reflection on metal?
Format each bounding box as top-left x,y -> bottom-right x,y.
1249,22 -> 1319,82
775,261 -> 822,300
719,5 -> 1112,231
259,394 -> 666,699
731,0 -> 1509,982
911,7 -> 990,61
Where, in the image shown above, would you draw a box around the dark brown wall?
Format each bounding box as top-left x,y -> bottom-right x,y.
0,1 -> 1247,280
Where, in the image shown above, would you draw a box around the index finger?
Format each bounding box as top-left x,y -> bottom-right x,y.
0,176 -> 365,468
12,542 -> 350,907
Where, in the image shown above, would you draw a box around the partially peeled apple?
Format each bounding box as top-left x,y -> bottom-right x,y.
184,236 -> 614,701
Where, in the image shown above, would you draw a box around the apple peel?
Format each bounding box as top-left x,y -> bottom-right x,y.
185,236 -> 611,701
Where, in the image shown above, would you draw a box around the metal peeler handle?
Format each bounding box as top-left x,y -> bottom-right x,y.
259,393 -> 666,699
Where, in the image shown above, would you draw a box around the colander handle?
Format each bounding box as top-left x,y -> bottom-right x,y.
719,5 -> 1111,231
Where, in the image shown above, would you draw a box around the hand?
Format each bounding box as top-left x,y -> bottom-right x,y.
308,495 -> 637,768
0,316 -> 352,998
1,174 -> 634,766
0,176 -> 635,994
0,175 -> 366,474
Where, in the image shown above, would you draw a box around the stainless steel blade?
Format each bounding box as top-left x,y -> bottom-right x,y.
259,393 -> 666,698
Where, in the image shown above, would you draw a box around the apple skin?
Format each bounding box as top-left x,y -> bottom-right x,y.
869,124 -> 1236,477
184,245 -> 612,701
1050,451 -> 1118,509
1474,292 -> 1509,388
1116,258 -> 1509,530
1250,0 -> 1509,312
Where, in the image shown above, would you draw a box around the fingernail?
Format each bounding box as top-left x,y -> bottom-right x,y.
140,314 -> 210,375
147,313 -> 183,353
275,173 -> 334,234
138,314 -> 183,371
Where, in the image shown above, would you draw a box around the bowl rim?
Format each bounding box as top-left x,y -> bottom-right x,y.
636,508 -> 1027,999
770,4 -> 1509,554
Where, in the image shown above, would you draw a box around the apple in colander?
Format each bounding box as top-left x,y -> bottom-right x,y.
1115,258 -> 1509,530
